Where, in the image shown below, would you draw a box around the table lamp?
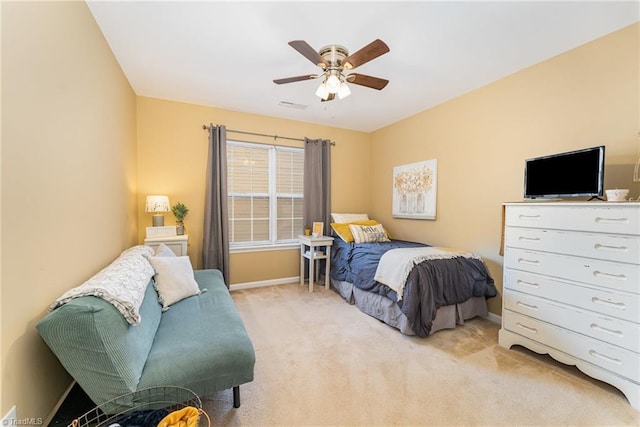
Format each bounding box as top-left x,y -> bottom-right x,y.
145,195 -> 170,226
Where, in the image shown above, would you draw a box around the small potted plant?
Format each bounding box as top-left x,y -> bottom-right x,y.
171,202 -> 189,235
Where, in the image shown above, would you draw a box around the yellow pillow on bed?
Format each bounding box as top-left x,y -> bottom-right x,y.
331,220 -> 379,242
331,220 -> 391,242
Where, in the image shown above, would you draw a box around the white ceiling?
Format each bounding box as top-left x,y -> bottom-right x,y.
87,1 -> 639,133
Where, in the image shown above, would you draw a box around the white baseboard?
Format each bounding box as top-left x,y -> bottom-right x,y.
230,276 -> 299,291
484,311 -> 502,325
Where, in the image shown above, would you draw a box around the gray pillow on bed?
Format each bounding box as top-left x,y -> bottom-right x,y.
349,223 -> 390,243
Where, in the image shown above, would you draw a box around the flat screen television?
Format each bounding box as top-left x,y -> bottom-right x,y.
524,145 -> 605,199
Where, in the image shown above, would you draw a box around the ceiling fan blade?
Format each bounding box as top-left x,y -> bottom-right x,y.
288,40 -> 329,68
321,93 -> 336,102
346,73 -> 389,90
273,74 -> 319,84
342,39 -> 389,69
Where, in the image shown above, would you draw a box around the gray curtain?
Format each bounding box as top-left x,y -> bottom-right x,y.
203,124 -> 230,284
303,138 -> 332,234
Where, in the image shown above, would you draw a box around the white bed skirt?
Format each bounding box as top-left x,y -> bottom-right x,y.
330,278 -> 488,336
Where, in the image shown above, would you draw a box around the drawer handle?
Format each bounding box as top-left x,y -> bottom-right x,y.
516,301 -> 538,310
588,349 -> 622,366
591,297 -> 626,310
593,271 -> 627,281
519,236 -> 541,242
518,258 -> 540,266
516,322 -> 538,334
518,214 -> 541,220
516,279 -> 539,288
594,243 -> 628,252
595,217 -> 630,225
590,323 -> 624,339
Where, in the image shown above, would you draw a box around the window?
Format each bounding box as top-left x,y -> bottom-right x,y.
227,140 -> 304,249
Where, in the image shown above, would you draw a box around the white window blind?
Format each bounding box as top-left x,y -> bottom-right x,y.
227,141 -> 304,248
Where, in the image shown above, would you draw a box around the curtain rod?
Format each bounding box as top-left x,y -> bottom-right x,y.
202,124 -> 335,146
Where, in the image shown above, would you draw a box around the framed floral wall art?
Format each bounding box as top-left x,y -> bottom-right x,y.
392,159 -> 437,219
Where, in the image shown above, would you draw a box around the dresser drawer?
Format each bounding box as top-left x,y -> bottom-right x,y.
504,269 -> 640,324
505,205 -> 640,235
504,290 -> 640,353
505,227 -> 640,264
504,248 -> 640,294
503,310 -> 640,381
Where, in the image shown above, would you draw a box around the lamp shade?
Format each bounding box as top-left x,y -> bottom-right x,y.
145,195 -> 170,213
326,74 -> 341,94
315,82 -> 329,100
337,82 -> 351,99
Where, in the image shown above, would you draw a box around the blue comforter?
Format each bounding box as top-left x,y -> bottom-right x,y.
331,238 -> 426,294
331,238 -> 497,336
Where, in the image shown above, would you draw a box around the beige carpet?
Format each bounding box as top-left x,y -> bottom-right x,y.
202,284 -> 640,426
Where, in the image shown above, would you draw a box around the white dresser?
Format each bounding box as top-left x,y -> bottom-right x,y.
499,202 -> 640,410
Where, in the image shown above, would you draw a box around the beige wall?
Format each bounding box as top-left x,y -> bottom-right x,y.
369,23 -> 640,316
1,1 -> 138,421
1,1 -> 637,421
136,97 -> 371,283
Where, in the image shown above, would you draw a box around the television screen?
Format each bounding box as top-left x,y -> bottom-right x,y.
524,145 -> 605,199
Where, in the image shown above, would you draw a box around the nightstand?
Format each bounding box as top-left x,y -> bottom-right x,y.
144,235 -> 188,256
299,235 -> 334,292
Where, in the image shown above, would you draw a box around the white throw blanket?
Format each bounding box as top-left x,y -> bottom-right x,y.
374,246 -> 481,301
50,245 -> 155,325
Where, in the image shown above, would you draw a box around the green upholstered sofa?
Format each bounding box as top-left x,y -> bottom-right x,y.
37,264 -> 255,411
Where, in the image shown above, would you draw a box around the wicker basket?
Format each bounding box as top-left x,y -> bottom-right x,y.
70,386 -> 209,427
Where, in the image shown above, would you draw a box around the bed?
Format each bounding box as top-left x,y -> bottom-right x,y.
328,218 -> 497,337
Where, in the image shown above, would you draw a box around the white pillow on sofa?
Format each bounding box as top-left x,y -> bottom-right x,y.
148,256 -> 201,310
154,243 -> 176,257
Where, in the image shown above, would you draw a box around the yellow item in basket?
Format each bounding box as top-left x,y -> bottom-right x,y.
157,406 -> 200,427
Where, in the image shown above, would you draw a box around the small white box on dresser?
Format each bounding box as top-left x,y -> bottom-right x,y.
145,226 -> 177,238
499,201 -> 640,410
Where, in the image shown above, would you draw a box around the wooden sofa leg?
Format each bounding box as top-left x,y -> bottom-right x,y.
233,386 -> 240,408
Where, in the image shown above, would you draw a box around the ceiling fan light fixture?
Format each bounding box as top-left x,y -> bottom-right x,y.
275,39 -> 390,102
315,82 -> 329,100
337,82 -> 351,99
326,74 -> 341,94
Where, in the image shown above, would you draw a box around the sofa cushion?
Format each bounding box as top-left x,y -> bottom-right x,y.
36,279 -> 162,405
137,269 -> 255,396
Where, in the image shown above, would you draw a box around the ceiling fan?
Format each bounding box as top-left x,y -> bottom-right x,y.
273,39 -> 390,102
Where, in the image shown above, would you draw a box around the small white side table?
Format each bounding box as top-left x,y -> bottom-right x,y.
144,235 -> 188,256
299,235 -> 334,292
